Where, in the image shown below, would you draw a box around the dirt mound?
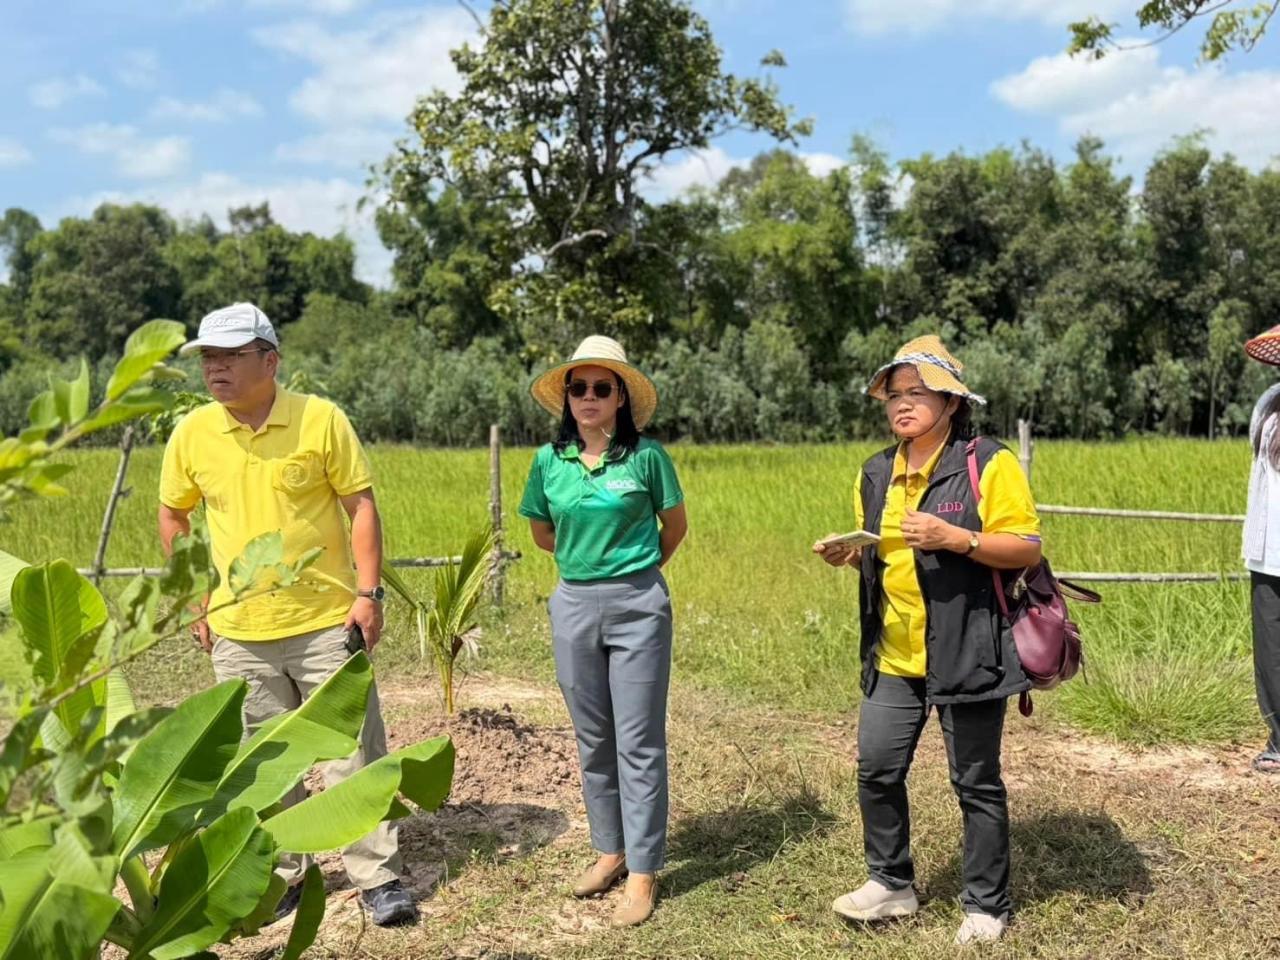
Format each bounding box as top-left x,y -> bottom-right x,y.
448,704 -> 579,805
387,702 -> 581,808
383,702 -> 585,906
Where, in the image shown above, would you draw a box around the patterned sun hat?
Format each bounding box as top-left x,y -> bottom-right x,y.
864,334 -> 987,405
1246,324 -> 1280,366
529,335 -> 659,428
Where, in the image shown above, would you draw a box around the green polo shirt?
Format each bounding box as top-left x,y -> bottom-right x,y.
519,437 -> 684,582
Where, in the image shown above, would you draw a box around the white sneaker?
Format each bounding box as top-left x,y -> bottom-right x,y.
954,911 -> 1008,945
831,879 -> 919,921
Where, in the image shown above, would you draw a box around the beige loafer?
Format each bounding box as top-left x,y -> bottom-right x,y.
571,859 -> 628,898
610,883 -> 657,928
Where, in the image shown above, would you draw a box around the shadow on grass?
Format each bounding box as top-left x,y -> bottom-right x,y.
661,789 -> 838,899
397,801 -> 570,901
929,810 -> 1152,908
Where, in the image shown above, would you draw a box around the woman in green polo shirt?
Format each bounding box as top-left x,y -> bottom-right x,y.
519,335 -> 688,929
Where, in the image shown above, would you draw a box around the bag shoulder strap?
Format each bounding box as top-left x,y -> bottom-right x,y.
964,438 -> 1010,620
965,437 -> 983,504
967,437 -> 1037,718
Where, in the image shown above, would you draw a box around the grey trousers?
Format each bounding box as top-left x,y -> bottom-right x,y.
1251,572 -> 1280,753
550,567 -> 673,874
857,673 -> 1011,917
211,624 -> 402,890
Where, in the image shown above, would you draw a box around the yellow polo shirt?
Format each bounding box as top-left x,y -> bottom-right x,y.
854,442 -> 1039,677
160,389 -> 373,641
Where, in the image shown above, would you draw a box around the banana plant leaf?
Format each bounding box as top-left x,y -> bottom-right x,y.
126,807 -> 274,960
10,561 -> 108,738
208,653 -> 372,817
0,547 -> 26,617
265,735 -> 454,853
0,816 -> 57,859
0,827 -> 120,960
111,680 -> 245,861
280,864 -> 326,960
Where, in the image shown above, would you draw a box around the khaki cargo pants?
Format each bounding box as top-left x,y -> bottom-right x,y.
211,623 -> 402,890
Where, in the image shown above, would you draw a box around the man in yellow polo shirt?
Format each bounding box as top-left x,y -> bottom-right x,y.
157,302 -> 415,927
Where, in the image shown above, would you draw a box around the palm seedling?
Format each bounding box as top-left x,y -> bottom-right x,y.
382,525 -> 496,714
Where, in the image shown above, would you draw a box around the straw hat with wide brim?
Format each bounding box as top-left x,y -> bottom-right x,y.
529,335 -> 659,429
864,334 -> 987,405
1246,325 -> 1280,365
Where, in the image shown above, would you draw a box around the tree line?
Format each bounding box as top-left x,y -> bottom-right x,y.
2,0 -> 1277,446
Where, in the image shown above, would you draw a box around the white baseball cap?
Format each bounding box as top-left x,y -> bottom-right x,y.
179,302 -> 279,355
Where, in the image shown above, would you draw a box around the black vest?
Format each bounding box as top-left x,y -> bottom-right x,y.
857,434 -> 1030,705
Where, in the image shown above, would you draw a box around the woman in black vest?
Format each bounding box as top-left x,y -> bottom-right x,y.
813,336 -> 1042,944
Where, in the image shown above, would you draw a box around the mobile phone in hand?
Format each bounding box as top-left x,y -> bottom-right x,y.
345,624 -> 366,655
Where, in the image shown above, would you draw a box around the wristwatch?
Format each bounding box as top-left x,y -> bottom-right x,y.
964,533 -> 980,556
357,585 -> 386,602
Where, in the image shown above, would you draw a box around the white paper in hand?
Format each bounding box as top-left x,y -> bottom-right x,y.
818,530 -> 880,549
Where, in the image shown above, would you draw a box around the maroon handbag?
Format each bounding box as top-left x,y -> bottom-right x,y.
965,440 -> 1100,717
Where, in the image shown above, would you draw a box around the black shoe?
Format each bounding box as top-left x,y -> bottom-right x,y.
266,883 -> 304,925
360,880 -> 417,927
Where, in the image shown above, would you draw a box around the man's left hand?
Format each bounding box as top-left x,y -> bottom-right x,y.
901,508 -> 967,552
345,596 -> 384,653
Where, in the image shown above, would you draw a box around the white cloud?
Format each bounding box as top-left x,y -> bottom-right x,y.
151,89 -> 264,123
641,147 -> 739,200
990,45 -> 1164,114
252,8 -> 475,127
639,148 -> 851,200
0,139 -> 33,168
275,127 -> 395,168
993,49 -> 1280,170
801,152 -> 848,177
117,49 -> 161,89
49,124 -> 192,180
60,173 -> 391,286
28,74 -> 105,109
845,0 -> 1131,36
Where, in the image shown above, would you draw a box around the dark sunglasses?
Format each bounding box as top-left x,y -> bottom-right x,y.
566,379 -> 617,400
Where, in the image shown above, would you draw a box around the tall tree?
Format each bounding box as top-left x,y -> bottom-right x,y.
706,150 -> 869,380
375,184 -> 518,349
386,0 -> 809,358
0,208 -> 42,306
25,204 -> 181,359
0,209 -> 43,365
202,205 -> 368,329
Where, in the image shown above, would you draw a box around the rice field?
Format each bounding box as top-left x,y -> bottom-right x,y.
0,436 -> 1262,747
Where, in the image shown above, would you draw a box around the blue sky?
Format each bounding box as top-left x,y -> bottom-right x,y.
2,0 -> 1278,285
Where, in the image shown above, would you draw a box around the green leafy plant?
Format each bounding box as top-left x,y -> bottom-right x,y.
0,325 -> 456,959
382,526 -> 496,714
1,319 -> 187,517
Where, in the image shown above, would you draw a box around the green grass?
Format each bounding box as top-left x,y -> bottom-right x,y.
1,436 -> 1266,747
12,437 -> 1279,960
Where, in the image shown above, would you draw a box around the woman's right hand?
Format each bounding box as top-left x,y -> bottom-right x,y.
813,535 -> 861,568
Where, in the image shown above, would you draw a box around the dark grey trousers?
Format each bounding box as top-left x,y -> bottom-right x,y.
550,567 -> 673,873
857,673 -> 1011,917
1251,572 -> 1280,754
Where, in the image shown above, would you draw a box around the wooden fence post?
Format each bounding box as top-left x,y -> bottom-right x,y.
1017,419 -> 1033,480
488,424 -> 505,606
92,426 -> 136,587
